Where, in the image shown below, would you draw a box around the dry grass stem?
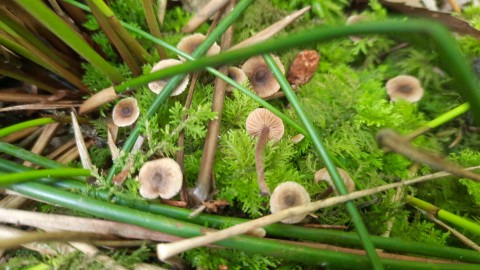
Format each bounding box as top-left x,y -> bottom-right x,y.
47,138 -> 76,160
71,111 -> 93,170
156,166 -> 480,259
24,122 -> 60,167
418,208 -> 480,252
0,208 -> 183,243
182,0 -> 230,33
2,127 -> 40,143
79,86 -> 119,114
0,102 -> 81,112
57,139 -> 93,164
229,6 -> 310,50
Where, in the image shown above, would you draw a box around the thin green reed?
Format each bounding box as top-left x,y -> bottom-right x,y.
263,54 -> 382,269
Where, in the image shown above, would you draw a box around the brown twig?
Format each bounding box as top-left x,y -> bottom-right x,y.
376,129 -> 480,182
193,1 -> 235,204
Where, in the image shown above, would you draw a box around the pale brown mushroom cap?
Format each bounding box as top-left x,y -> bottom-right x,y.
386,75 -> 424,103
226,67 -> 248,92
270,181 -> 311,224
315,168 -> 355,194
242,55 -> 285,98
138,158 -> 183,199
346,14 -> 367,42
176,33 -> 221,61
246,108 -> 284,141
112,97 -> 140,127
148,59 -> 190,96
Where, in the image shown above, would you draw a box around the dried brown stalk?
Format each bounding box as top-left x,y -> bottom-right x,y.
2,126 -> 40,143
156,165 -> 480,259
229,6 -> 310,50
193,1 -> 235,204
182,0 -> 230,33
0,208 -> 183,243
23,122 -> 60,167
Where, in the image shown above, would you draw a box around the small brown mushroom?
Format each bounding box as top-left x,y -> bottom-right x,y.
242,55 -> 285,98
270,181 -> 311,224
148,59 -> 190,96
315,168 -> 355,197
386,75 -> 424,103
290,134 -> 305,144
226,67 -> 248,92
138,158 -> 183,199
287,50 -> 320,87
246,108 -> 284,195
112,97 -> 140,127
176,33 -> 221,61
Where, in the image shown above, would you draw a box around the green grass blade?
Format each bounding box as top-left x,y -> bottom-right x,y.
14,0 -> 124,83
407,195 -> 480,235
2,158 -> 480,264
0,168 -> 89,186
0,118 -> 55,138
263,54 -> 383,270
0,141 -> 65,169
105,0 -> 253,183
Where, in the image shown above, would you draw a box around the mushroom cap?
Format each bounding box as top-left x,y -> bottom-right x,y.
386,75 -> 424,103
176,33 -> 221,61
242,55 -> 285,98
138,158 -> 183,199
314,168 -> 355,194
148,59 -> 190,96
226,67 -> 248,92
112,97 -> 140,127
246,108 -> 284,141
270,181 -> 311,224
346,14 -> 367,42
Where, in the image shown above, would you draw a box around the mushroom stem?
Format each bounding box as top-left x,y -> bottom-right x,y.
255,126 -> 271,196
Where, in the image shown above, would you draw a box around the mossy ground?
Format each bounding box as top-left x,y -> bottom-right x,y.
2,0 -> 480,269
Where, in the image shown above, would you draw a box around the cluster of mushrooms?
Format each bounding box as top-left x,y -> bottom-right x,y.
108,30 -> 426,224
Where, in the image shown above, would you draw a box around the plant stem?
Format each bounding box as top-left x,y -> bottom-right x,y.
407,103 -> 470,140
406,196 -> 480,235
0,118 -> 55,138
0,168 -> 89,186
0,231 -> 109,250
2,158 -> 480,263
65,0 -> 307,137
377,129 -> 480,182
194,17 -> 234,202
255,126 -> 271,196
141,0 -> 167,59
13,0 -> 124,83
103,0 -> 253,184
4,178 -> 478,269
263,54 -> 383,270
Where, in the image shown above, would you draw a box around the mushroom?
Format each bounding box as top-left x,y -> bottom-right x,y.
242,55 -> 285,98
112,97 -> 140,127
148,59 -> 190,96
346,14 -> 367,42
385,75 -> 424,103
246,108 -> 284,195
176,33 -> 221,61
290,134 -> 305,144
138,158 -> 183,199
270,181 -> 311,224
315,168 -> 355,197
226,67 -> 248,92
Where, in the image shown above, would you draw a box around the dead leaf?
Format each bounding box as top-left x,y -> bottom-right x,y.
380,0 -> 480,40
